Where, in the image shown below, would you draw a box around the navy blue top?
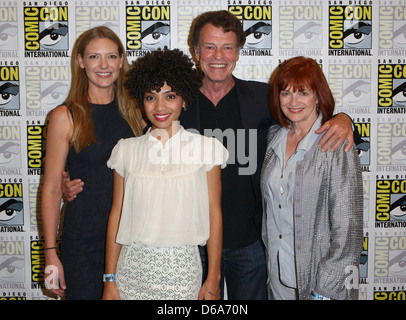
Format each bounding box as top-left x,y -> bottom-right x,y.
63,99 -> 134,241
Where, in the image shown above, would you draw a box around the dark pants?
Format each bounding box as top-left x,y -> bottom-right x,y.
200,239 -> 268,300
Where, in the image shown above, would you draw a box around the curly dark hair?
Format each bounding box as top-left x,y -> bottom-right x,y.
125,47 -> 203,108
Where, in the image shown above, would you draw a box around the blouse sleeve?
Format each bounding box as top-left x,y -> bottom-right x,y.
315,143 -> 364,299
107,138 -> 126,177
204,137 -> 229,172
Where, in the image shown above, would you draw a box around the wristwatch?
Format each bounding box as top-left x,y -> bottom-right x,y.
103,274 -> 116,282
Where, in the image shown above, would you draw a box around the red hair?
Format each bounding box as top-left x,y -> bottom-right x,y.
269,56 -> 335,127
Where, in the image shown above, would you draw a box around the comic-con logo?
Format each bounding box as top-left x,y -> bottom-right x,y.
0,5 -> 18,52
377,120 -> 406,170
0,240 -> 25,287
377,63 -> 406,114
0,123 -> 21,174
379,5 -> 406,51
176,3 -> 222,52
30,239 -> 60,287
29,180 -> 41,231
375,289 -> 406,300
27,123 -> 46,176
23,5 -> 69,57
328,59 -> 372,114
278,4 -> 322,51
229,4 -> 272,56
0,182 -> 23,231
374,234 -> 406,300
354,120 -> 371,170
25,61 -> 69,116
75,4 -> 120,38
126,4 -> 170,57
375,179 -> 406,227
328,4 -> 372,56
31,239 -> 45,285
233,61 -> 273,83
0,65 -> 20,116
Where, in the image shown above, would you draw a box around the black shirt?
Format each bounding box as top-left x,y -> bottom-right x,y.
199,87 -> 259,249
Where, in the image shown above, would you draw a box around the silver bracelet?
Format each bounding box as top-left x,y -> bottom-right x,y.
203,284 -> 220,297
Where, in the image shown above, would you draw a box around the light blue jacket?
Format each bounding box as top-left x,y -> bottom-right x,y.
261,124 -> 364,300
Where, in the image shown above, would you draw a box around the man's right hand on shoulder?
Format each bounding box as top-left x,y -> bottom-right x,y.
61,171 -> 84,201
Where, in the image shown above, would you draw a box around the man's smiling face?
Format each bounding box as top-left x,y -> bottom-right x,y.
194,23 -> 240,87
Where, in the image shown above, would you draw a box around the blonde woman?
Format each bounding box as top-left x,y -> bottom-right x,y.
41,26 -> 143,300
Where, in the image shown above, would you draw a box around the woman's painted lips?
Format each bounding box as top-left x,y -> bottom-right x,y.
154,113 -> 171,121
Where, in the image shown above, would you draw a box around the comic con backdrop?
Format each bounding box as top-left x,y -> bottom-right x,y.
0,0 -> 405,300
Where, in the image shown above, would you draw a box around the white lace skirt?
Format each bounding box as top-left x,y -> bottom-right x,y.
116,242 -> 202,300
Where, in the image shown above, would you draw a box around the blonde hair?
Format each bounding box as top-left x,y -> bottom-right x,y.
64,26 -> 142,152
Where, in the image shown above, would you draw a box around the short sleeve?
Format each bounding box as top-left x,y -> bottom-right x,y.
107,138 -> 125,177
204,137 -> 229,172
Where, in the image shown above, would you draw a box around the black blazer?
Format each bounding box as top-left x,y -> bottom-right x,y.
179,76 -> 276,235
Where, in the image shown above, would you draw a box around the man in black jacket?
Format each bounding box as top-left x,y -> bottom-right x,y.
180,10 -> 356,300
62,10 -> 357,300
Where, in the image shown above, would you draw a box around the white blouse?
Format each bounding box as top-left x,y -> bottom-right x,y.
107,126 -> 229,247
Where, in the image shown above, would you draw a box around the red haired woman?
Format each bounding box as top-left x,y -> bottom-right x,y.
261,56 -> 363,300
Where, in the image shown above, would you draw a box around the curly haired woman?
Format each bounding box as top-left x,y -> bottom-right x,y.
102,48 -> 228,300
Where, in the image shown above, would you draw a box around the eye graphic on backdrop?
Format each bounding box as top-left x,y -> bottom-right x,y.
0,141 -> 20,166
388,250 -> 406,276
244,22 -> 271,48
41,82 -> 69,109
39,23 -> 68,50
343,21 -> 372,48
0,199 -> 23,222
0,23 -> 18,49
141,22 -> 170,49
0,256 -> 25,282
356,139 -> 370,161
393,24 -> 406,48
0,82 -> 19,107
294,22 -> 322,48
391,139 -> 406,165
390,195 -> 406,220
343,80 -> 370,106
392,81 -> 406,107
